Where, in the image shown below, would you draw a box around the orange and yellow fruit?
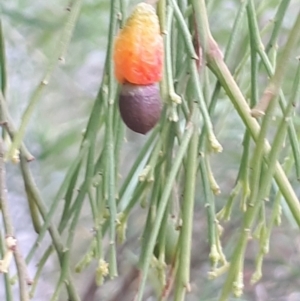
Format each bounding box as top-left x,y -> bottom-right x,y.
114,3 -> 164,85
113,3 -> 164,134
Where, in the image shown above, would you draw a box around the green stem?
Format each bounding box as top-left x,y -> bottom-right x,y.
265,0 -> 292,53
258,61 -> 300,200
118,128 -> 158,202
19,155 -> 80,301
136,124 -> 193,301
0,20 -> 7,98
50,250 -> 70,301
169,0 -> 198,60
0,92 -> 34,161
106,101 -> 118,278
174,127 -> 198,301
219,28 -> 278,298
208,46 -> 300,226
0,139 -> 30,301
6,0 -> 83,160
246,5 -> 300,179
29,247 -> 53,298
247,3 -> 258,106
157,0 -> 166,33
251,2 -> 300,116
0,232 -> 13,301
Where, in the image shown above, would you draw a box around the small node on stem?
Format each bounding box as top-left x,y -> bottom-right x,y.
217,182 -> 240,221
140,193 -> 148,208
139,165 -> 151,182
0,236 -> 17,273
175,218 -> 182,230
170,92 -> 182,104
216,222 -> 224,237
96,259 -> 109,286
26,155 -> 35,162
252,222 -> 263,240
209,244 -> 220,267
75,249 -> 94,273
65,6 -> 71,12
275,205 -> 282,226
240,181 -> 250,212
27,278 -> 33,286
6,236 -> 17,251
103,207 -> 110,219
207,262 -> 229,279
250,108 -> 265,118
102,85 -> 108,95
232,272 -> 244,297
208,134 -> 223,153
168,104 -> 179,122
10,149 -> 20,164
116,213 -> 127,244
251,254 -> 263,285
207,161 -> 221,195
211,183 -> 221,195
58,57 -> 65,63
117,12 -> 122,21
185,282 -> 191,293
92,174 -> 102,187
262,238 -> 270,255
151,256 -> 166,289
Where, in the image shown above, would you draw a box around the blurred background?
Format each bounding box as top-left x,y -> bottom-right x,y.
1,0 -> 300,300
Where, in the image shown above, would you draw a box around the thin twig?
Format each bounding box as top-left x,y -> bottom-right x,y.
0,91 -> 34,161
19,154 -> 81,301
0,139 -> 30,301
6,0 -> 83,161
251,3 -> 300,117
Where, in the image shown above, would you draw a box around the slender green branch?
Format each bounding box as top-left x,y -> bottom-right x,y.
165,5 -> 181,122
104,0 -> 119,279
29,247 -> 53,298
0,139 -> 30,301
26,142 -> 88,240
50,250 -> 70,301
206,34 -> 300,228
251,2 -> 300,116
6,0 -> 83,160
106,100 -> 118,278
0,233 -> 13,301
220,91 -> 277,300
259,60 -> 300,200
265,0 -> 292,53
19,155 -> 80,301
190,0 -> 300,256
0,92 -> 34,161
245,3 -> 300,179
247,3 -> 258,106
119,127 -> 158,201
0,20 -> 7,98
174,125 -> 199,301
169,0 -> 198,60
136,124 -> 193,301
157,0 -> 167,33
200,153 -> 218,262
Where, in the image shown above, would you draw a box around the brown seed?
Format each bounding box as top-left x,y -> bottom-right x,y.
119,82 -> 162,134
